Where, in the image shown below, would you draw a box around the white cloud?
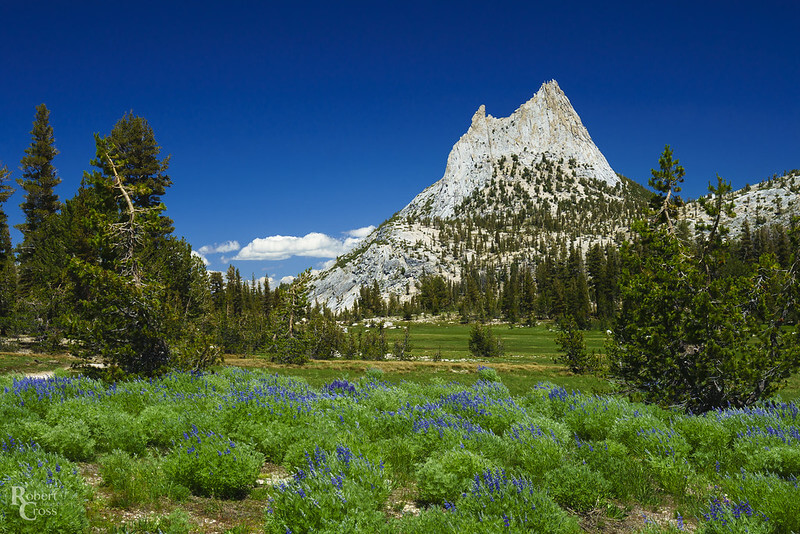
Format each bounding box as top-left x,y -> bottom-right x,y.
234,233 -> 344,261
345,225 -> 376,239
195,240 -> 241,266
198,240 -> 241,255
234,227 -> 374,262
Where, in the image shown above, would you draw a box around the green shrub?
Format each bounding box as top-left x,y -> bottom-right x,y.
439,380 -> 523,434
0,437 -> 88,534
135,404 -> 192,449
396,469 -> 580,533
697,495 -> 771,534
99,450 -> 189,508
646,454 -> 694,496
730,425 -> 800,477
611,415 -> 691,459
264,445 -> 390,534
518,386 -> 555,418
364,367 -> 385,382
543,461 -> 611,512
164,426 -> 263,498
415,449 -> 495,505
561,394 -> 630,441
46,398 -> 147,456
505,419 -> 570,480
717,470 -> 800,533
40,419 -> 96,462
476,365 -> 500,382
674,415 -> 734,473
467,323 -> 503,358
577,439 -> 657,503
107,509 -> 194,534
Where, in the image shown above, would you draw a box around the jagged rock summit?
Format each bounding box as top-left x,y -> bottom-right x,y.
402,80 -> 619,220
310,80 -> 636,312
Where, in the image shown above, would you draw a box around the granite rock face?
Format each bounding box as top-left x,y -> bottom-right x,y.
401,80 -> 618,220
310,81 -> 623,312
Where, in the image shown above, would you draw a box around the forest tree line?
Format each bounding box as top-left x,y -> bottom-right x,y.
349,219 -> 796,328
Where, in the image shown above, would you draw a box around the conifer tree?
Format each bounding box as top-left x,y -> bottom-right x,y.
92,112 -> 173,236
16,104 -> 61,287
67,118 -> 216,375
608,148 -> 800,411
648,144 -> 684,234
0,164 -> 14,267
0,164 -> 16,334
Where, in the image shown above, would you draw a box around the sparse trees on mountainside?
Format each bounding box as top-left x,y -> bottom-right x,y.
607,149 -> 800,412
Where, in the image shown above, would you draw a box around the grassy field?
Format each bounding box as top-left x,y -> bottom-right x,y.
4,319 -> 800,401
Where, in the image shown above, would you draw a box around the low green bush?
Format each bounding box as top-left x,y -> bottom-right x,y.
163,426 -> 263,499
505,420 -> 569,480
415,448 -> 496,505
396,469 -> 581,533
543,461 -> 611,512
40,419 -> 95,462
674,415 -> 734,474
717,470 -> 800,533
0,437 -> 88,534
576,439 -> 657,503
264,445 -> 390,534
476,365 -> 500,382
611,415 -> 691,459
47,398 -> 146,456
99,450 -> 189,508
106,509 -> 194,534
136,404 -> 192,449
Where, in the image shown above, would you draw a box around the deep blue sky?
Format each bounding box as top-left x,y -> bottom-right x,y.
1,1 -> 798,284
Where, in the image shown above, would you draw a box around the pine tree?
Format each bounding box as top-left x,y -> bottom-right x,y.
92,112 -> 173,237
16,104 -> 62,287
225,265 -> 243,317
648,144 -> 684,233
586,244 -> 606,320
66,118 -> 217,375
608,148 -> 800,411
0,164 -> 16,334
0,164 -> 14,266
270,269 -> 312,364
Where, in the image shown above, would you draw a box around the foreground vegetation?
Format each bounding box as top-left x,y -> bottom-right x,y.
2,366 -> 800,532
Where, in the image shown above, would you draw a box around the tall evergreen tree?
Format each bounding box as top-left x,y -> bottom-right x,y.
16,104 -> 61,285
0,164 -> 16,334
608,149 -> 800,412
67,117 -> 217,375
0,164 -> 14,266
648,144 -> 684,234
92,112 -> 173,236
